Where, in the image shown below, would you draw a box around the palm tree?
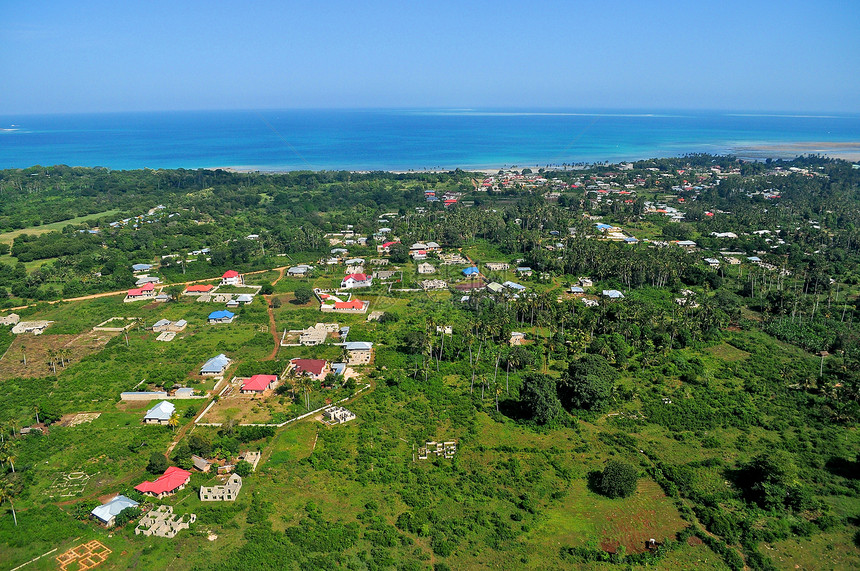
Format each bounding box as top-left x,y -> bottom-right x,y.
167,412 -> 180,432
0,442 -> 15,473
0,423 -> 12,443
0,479 -> 17,526
294,376 -> 313,410
47,349 -> 57,374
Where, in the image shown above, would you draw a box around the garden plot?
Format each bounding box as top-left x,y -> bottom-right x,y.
56,540 -> 111,571
45,471 -> 92,497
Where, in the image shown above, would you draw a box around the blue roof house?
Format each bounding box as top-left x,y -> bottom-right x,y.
201,353 -> 231,376
91,495 -> 139,527
503,281 -> 526,292
208,310 -> 235,324
462,266 -> 480,276
144,401 -> 176,425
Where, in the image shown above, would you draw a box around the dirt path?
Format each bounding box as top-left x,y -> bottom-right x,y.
165,420 -> 195,459
263,266 -> 286,361
7,266 -> 289,311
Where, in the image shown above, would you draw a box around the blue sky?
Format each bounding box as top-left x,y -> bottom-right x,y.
1,0 -> 858,114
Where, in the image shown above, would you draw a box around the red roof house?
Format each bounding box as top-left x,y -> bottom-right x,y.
377,240 -> 400,254
241,374 -> 278,394
126,282 -> 155,300
185,284 -> 214,293
333,299 -> 366,311
221,270 -> 242,285
341,273 -> 372,289
290,359 -> 329,380
134,466 -> 191,498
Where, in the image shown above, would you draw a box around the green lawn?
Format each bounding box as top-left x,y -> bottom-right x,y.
0,209 -> 122,245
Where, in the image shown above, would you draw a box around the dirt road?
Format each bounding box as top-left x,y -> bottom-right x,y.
6,266 -> 289,311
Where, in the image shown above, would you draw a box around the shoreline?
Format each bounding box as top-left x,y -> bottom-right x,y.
210,141 -> 860,175
730,141 -> 860,162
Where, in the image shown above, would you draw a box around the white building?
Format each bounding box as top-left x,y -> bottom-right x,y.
200,474 -> 243,501
323,406 -> 356,424
144,401 -> 175,425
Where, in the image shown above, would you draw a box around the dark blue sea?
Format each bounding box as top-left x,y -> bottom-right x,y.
1,109 -> 859,171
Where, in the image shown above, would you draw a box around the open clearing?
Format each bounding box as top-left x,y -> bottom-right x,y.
705,342 -> 751,361
530,479 -> 689,556
0,330 -> 120,379
0,210 -> 122,245
45,471 -> 93,498
203,393 -> 281,424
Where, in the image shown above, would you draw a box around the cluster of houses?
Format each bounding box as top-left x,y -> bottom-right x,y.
423,190 -> 462,205
324,229 -> 368,248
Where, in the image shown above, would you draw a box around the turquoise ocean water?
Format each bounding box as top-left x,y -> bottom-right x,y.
0,109 -> 858,171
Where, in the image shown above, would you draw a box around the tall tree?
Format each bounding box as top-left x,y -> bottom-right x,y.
0,479 -> 18,526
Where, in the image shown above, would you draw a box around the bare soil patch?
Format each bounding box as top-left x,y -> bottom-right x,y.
0,330 -> 119,378
57,412 -> 101,427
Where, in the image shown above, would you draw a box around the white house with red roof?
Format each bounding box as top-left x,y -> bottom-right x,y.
125,282 -> 156,302
341,273 -> 372,289
184,284 -> 214,295
290,358 -> 329,381
135,466 -> 192,499
377,240 -> 399,254
241,374 -> 278,394
327,298 -> 369,313
221,270 -> 243,285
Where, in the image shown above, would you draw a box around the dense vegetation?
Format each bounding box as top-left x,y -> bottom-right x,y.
0,156 -> 858,570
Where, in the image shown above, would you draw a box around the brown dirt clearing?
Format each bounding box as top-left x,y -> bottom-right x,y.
0,330 -> 119,378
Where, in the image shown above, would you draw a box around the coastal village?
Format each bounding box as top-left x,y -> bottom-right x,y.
0,157 -> 858,570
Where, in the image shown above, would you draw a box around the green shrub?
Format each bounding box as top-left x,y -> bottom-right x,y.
598,460 -> 638,499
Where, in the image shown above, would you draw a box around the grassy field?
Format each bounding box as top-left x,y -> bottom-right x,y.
0,209 -> 122,245
1,249 -> 858,570
530,479 -> 689,556
765,528 -> 860,570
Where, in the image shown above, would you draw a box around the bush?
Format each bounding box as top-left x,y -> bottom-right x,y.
115,506 -> 141,527
598,460 -> 638,498
559,374 -> 612,412
147,451 -> 168,474
294,284 -> 313,304
234,460 -> 252,477
519,373 -> 563,425
73,500 -> 100,520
